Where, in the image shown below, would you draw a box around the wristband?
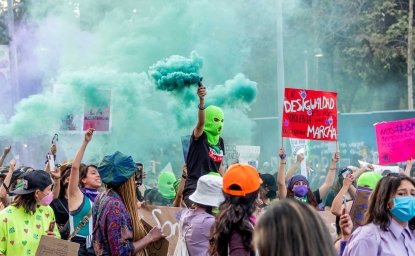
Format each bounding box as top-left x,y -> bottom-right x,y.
279,154 -> 286,160
198,104 -> 205,110
182,174 -> 187,179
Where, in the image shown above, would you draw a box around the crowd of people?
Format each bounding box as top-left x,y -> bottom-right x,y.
0,84 -> 412,256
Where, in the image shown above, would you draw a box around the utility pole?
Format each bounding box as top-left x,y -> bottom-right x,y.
408,0 -> 414,110
276,0 -> 285,149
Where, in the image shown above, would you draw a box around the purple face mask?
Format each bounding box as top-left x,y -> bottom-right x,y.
293,185 -> 308,197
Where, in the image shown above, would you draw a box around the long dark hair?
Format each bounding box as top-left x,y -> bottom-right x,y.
79,164 -> 96,188
254,199 -> 337,256
12,193 -> 37,215
209,190 -> 258,256
58,166 -> 72,199
364,174 -> 415,231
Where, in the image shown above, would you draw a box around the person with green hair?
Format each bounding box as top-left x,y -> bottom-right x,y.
144,171 -> 177,206
182,84 -> 225,207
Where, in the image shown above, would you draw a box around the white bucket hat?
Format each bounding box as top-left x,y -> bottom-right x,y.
189,174 -> 224,207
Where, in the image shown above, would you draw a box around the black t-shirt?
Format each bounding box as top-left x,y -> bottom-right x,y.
313,189 -> 322,204
183,132 -> 225,200
50,197 -> 69,225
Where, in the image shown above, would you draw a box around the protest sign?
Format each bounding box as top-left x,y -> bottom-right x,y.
83,90 -> 111,131
358,160 -> 400,174
289,139 -> 308,177
282,88 -> 337,141
349,186 -> 372,231
141,219 -> 169,256
235,145 -> 260,167
374,118 -> 415,165
35,235 -> 79,256
223,144 -> 239,167
139,205 -> 181,256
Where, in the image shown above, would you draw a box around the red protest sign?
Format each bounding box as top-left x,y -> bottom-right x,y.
374,118 -> 415,165
282,88 -> 337,141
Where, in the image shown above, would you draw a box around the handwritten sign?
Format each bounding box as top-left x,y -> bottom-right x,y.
223,144 -> 239,167
358,160 -> 400,173
139,205 -> 181,256
349,186 -> 372,231
141,220 -> 169,256
36,235 -> 79,256
235,145 -> 260,167
374,118 -> 415,165
282,88 -> 337,141
83,90 -> 111,131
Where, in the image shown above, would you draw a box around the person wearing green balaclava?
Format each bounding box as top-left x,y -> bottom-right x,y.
182,83 -> 226,207
158,171 -> 177,200
144,171 -> 177,206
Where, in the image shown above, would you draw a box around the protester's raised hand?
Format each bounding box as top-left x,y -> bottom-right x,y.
343,174 -> 354,188
407,158 -> 414,167
3,146 -> 11,156
296,153 -> 305,163
332,152 -> 340,163
278,148 -> 286,160
50,144 -> 57,155
84,128 -> 95,143
364,164 -> 374,172
197,85 -> 206,100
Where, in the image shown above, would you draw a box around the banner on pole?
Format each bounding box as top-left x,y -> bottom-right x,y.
282,88 -> 337,141
374,118 -> 415,165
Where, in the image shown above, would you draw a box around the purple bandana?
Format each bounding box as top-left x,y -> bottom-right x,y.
81,187 -> 99,202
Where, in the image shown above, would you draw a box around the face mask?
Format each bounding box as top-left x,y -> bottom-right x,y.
390,196 -> 415,222
293,185 -> 308,197
266,190 -> 277,199
204,105 -> 224,145
39,191 -> 54,206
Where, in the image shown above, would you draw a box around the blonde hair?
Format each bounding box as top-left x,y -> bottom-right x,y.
115,177 -> 148,256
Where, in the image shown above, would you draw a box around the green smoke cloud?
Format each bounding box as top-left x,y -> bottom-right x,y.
1,0 -> 264,169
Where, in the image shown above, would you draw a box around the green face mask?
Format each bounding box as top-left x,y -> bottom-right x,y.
204,105 -> 224,145
158,171 -> 177,200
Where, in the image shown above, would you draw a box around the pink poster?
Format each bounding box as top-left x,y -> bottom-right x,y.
83,90 -> 111,132
374,118 -> 415,165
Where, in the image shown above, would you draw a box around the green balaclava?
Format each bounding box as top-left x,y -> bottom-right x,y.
158,171 -> 177,200
204,105 -> 224,145
357,172 -> 382,190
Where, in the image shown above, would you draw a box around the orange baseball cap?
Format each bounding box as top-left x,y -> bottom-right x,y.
223,163 -> 262,196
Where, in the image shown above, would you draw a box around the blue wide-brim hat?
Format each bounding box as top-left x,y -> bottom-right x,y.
98,151 -> 136,187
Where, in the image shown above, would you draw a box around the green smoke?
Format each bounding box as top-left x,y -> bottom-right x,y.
0,0 -> 266,169
148,51 -> 203,91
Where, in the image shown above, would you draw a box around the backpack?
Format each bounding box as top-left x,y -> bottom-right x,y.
173,210 -> 190,256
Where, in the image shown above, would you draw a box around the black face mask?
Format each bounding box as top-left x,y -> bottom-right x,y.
266,190 -> 277,199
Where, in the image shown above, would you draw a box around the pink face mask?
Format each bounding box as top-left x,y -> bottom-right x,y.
39,191 -> 54,206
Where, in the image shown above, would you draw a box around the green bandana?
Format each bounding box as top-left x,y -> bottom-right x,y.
294,195 -> 308,203
204,105 -> 224,145
158,171 -> 177,200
